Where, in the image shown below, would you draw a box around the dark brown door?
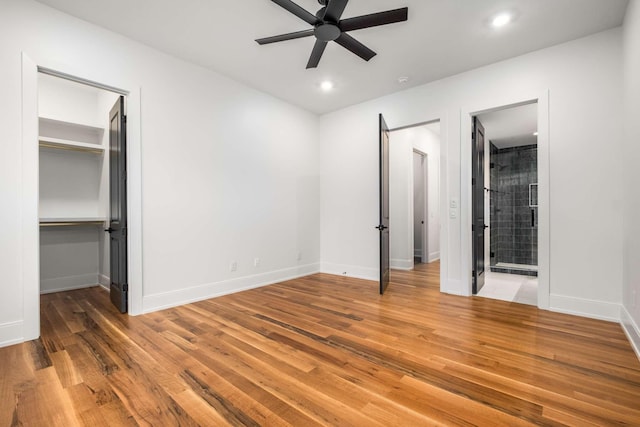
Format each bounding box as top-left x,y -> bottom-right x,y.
377,114 -> 390,294
472,116 -> 486,294
107,96 -> 128,313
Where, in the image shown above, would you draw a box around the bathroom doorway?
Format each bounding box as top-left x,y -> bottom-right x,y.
474,103 -> 538,305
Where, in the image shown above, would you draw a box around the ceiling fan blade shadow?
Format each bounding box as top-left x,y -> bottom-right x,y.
324,0 -> 349,23
271,0 -> 319,25
339,7 -> 408,32
335,33 -> 376,61
256,29 -> 315,45
306,40 -> 328,69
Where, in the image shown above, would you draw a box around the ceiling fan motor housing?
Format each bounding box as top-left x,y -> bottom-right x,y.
315,23 -> 341,41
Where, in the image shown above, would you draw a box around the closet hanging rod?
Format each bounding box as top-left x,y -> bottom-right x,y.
39,140 -> 103,154
40,221 -> 105,227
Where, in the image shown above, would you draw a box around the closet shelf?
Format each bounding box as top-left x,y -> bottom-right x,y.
40,217 -> 107,227
39,116 -> 104,133
39,136 -> 104,154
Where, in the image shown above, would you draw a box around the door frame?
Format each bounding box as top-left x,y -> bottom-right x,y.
412,149 -> 429,264
21,53 -> 143,341
461,91 -> 550,309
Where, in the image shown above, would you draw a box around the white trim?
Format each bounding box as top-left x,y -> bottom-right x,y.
549,294 -> 621,322
21,53 -> 40,342
441,279 -> 466,296
390,259 -> 413,270
428,252 -> 440,263
621,306 -> 640,362
0,321 -> 24,348
536,91 -> 550,310
321,262 -> 378,281
40,274 -> 99,294
99,274 -> 110,287
143,264 -> 320,313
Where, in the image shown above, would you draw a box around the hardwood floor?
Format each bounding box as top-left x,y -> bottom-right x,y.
2,262 -> 640,426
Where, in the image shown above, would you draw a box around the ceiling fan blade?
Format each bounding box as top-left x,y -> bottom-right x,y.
323,0 -> 349,23
306,40 -> 328,69
335,33 -> 376,61
271,0 -> 319,25
256,29 -> 315,45
339,7 -> 408,32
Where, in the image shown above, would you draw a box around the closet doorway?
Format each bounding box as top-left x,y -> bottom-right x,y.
388,121 -> 441,273
38,72 -> 128,313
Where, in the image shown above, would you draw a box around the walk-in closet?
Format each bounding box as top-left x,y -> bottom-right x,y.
38,73 -> 127,310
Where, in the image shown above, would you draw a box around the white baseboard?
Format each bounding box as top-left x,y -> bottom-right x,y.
621,306 -> 640,362
414,249 -> 422,258
143,263 -> 320,314
0,320 -> 24,348
320,262 -> 378,281
549,294 -> 621,322
429,251 -> 440,263
99,274 -> 110,291
441,278 -> 468,296
40,273 -> 99,294
391,258 -> 413,271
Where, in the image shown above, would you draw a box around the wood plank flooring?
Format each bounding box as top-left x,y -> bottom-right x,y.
2,262 -> 640,426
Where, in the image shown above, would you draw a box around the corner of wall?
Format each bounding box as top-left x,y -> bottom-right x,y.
621,306 -> 640,361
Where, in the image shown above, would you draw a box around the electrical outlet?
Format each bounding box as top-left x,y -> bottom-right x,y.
254,258 -> 260,267
230,261 -> 237,272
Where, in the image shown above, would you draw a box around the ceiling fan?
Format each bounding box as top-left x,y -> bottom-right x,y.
256,0 -> 409,69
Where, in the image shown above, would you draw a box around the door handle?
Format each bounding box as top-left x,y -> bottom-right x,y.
483,225 -> 489,229
375,225 -> 388,231
104,227 -> 114,233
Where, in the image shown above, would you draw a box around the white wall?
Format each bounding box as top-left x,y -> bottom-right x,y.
0,0 -> 320,347
388,131 -> 413,269
622,0 -> 640,357
319,28 -> 624,321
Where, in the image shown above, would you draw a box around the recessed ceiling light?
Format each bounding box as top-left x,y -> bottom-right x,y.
491,12 -> 512,28
398,76 -> 409,84
320,80 -> 334,92
533,132 -> 539,136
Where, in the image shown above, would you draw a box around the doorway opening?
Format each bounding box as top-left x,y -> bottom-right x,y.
472,102 -> 539,305
387,121 -> 441,286
37,72 -> 129,315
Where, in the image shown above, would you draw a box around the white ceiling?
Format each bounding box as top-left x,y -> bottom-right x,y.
35,0 -> 629,114
478,103 -> 537,149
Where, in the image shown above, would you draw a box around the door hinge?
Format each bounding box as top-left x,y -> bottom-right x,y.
123,284 -> 128,292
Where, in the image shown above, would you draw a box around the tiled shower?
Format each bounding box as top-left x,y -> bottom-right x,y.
489,143 -> 538,276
